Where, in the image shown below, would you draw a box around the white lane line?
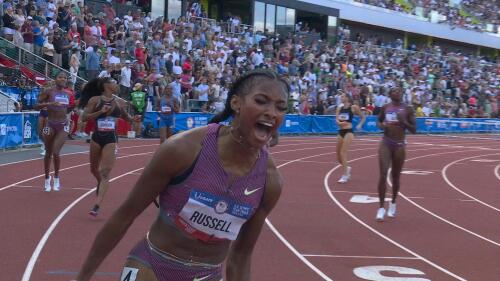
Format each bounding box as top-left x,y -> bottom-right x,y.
441,153 -> 500,213
0,151 -> 153,192
21,166 -> 145,281
495,165 -> 500,181
266,150 -> 367,281
325,150 -> 472,281
386,154 -> 500,247
265,145 -> 469,281
301,254 -> 419,260
332,190 -> 476,202
11,185 -> 93,191
0,143 -> 158,167
276,141 -> 377,148
273,159 -> 334,164
20,142 -> 374,281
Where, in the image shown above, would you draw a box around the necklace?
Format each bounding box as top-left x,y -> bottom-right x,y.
228,126 -> 260,160
229,126 -> 244,145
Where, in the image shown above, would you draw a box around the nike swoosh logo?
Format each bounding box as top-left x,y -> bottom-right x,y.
193,275 -> 211,281
244,187 -> 262,196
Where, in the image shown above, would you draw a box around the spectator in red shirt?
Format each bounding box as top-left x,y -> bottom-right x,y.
99,20 -> 107,39
68,24 -> 81,43
182,57 -> 192,72
468,95 -> 477,107
135,41 -> 145,65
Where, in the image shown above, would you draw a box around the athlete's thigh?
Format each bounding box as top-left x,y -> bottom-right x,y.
378,142 -> 392,174
336,135 -> 344,153
120,258 -> 158,281
159,127 -> 167,138
342,132 -> 354,152
391,146 -> 406,174
42,127 -> 56,150
100,142 -> 117,171
89,140 -> 102,170
52,129 -> 68,154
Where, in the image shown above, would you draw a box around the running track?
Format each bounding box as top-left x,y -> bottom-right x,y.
1,135 -> 499,281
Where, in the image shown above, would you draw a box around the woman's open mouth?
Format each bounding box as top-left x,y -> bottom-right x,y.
254,121 -> 274,142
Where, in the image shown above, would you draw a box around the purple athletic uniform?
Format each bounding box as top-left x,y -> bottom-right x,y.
382,103 -> 407,151
45,89 -> 70,134
127,123 -> 269,281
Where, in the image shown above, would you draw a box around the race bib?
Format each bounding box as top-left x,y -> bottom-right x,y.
338,113 -> 349,121
97,117 -> 116,131
54,94 -> 69,105
385,112 -> 398,122
161,106 -> 172,113
42,126 -> 51,135
176,189 -> 253,241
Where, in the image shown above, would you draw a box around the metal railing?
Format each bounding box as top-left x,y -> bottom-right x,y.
337,39 -> 497,67
0,37 -> 129,110
0,90 -> 18,112
0,36 -> 88,91
190,16 -> 255,36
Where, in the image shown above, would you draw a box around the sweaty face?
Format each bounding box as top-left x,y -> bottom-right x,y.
55,73 -> 67,88
104,79 -> 119,94
341,93 -> 348,104
234,79 -> 288,148
389,88 -> 402,102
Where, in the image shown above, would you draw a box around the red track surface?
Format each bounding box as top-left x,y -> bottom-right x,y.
1,135 -> 499,281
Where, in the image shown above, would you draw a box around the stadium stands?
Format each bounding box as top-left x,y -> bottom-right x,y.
0,0 -> 497,118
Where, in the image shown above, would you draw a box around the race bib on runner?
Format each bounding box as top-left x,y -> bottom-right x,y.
385,112 -> 398,122
120,267 -> 138,281
42,126 -> 51,135
54,94 -> 69,105
97,117 -> 116,131
161,106 -> 172,113
338,113 -> 349,121
176,189 -> 253,241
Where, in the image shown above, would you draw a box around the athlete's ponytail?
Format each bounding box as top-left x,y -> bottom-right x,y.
78,77 -> 112,109
209,70 -> 290,124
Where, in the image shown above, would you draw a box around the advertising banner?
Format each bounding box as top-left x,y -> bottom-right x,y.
0,113 -> 23,149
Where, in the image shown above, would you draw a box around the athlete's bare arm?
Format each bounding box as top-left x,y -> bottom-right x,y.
226,157 -> 283,281
75,127 -> 207,281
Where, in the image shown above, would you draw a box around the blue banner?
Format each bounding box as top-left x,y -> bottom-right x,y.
141,112 -> 499,135
143,112 -> 215,132
22,112 -> 40,145
1,112 -> 498,150
0,113 -> 23,149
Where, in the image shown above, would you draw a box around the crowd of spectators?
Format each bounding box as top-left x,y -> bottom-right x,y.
354,0 -> 499,34
0,0 -> 498,119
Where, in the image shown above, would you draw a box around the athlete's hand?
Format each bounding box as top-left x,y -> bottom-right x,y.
100,105 -> 111,113
396,111 -> 406,124
356,124 -> 362,131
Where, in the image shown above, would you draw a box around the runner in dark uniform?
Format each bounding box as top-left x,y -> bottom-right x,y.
79,77 -> 134,216
335,91 -> 365,183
